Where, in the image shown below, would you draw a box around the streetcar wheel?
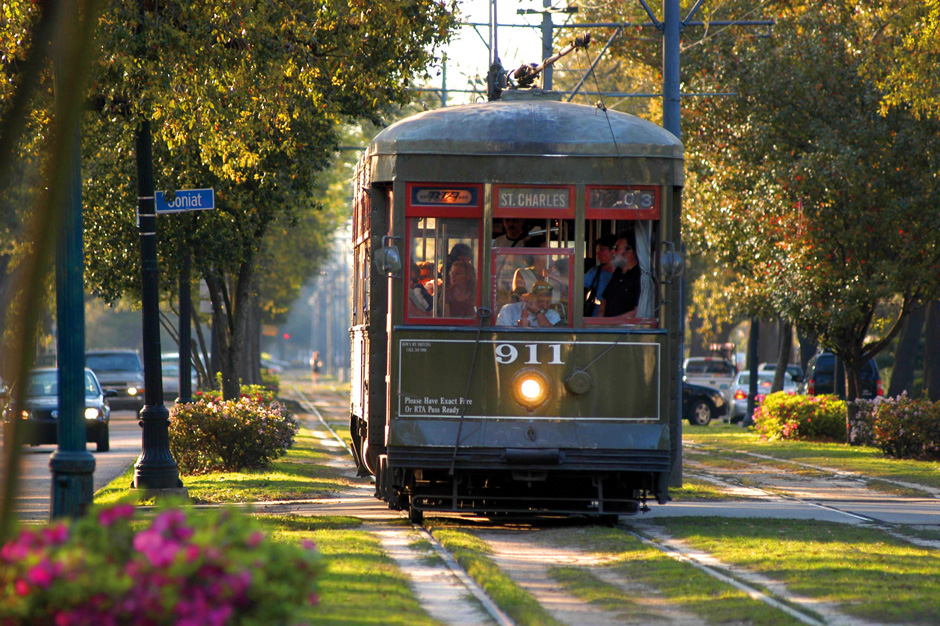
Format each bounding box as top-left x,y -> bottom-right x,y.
595,514 -> 619,527
408,504 -> 424,524
687,399 -> 714,426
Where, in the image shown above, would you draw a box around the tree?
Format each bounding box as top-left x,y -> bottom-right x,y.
682,2 -> 940,405
573,1 -> 940,406
3,1 -> 457,399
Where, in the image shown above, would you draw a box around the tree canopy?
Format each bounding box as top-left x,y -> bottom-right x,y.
571,0 -> 940,400
2,0 -> 457,397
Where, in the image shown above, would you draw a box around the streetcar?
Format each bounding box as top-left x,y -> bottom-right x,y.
349,87 -> 684,522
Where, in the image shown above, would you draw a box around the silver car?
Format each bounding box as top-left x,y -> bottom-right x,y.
728,371 -> 798,422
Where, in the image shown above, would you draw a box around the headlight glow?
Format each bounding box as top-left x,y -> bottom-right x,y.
512,369 -> 551,409
519,378 -> 543,401
84,407 -> 100,420
127,387 -> 139,396
20,410 -> 30,419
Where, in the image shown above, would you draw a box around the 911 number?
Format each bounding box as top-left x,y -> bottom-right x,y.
495,343 -> 564,365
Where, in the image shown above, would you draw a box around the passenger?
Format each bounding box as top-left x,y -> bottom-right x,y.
493,218 -> 532,300
510,235 -> 548,300
493,218 -> 529,248
496,281 -> 563,327
408,262 -> 434,317
417,261 -> 436,289
443,259 -> 476,318
583,234 -> 617,317
598,231 -> 640,319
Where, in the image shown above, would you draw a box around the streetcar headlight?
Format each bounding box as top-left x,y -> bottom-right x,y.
512,369 -> 550,409
84,407 -> 100,420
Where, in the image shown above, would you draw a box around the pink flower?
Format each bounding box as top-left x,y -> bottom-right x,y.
246,531 -> 264,548
14,579 -> 30,596
98,504 -> 135,527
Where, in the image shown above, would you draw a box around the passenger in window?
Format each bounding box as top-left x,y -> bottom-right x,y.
598,231 -> 640,319
417,261 -> 437,292
444,259 -> 476,318
583,234 -> 617,317
493,218 -> 530,247
510,235 -> 548,300
408,263 -> 434,318
496,281 -> 563,327
546,257 -> 569,302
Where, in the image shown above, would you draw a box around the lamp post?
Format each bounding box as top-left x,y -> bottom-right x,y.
132,120 -> 184,493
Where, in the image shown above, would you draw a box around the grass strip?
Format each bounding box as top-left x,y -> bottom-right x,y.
684,423 -> 940,490
94,423 -> 358,505
259,515 -> 444,626
549,566 -> 657,621
544,526 -> 803,625
653,516 -> 940,624
431,528 -> 564,626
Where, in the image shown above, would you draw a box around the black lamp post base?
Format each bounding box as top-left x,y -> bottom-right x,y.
49,450 -> 95,520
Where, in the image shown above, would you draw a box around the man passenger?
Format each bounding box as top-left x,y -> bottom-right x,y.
583,233 -> 617,317
598,231 -> 640,319
496,281 -> 563,327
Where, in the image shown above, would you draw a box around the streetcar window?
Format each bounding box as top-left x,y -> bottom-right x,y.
492,245 -> 572,327
583,220 -> 657,327
406,217 -> 481,324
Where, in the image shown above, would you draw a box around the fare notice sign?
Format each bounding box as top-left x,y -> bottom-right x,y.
155,189 -> 215,214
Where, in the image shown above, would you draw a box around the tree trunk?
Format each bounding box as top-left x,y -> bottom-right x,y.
205,261 -> 255,400
925,303 -> 940,401
796,326 -> 816,375
887,304 -> 926,398
844,356 -> 863,444
771,320 -> 793,393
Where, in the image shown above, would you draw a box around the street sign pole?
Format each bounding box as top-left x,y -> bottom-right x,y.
133,120 -> 184,493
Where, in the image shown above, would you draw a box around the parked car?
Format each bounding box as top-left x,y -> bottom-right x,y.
728,371 -> 798,423
2,367 -> 113,451
683,382 -> 728,426
85,349 -> 145,410
683,357 -> 737,395
757,362 -> 803,382
802,352 -> 883,399
161,352 -> 198,399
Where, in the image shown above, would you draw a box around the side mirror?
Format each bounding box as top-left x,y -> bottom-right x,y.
374,236 -> 402,277
104,389 -> 119,398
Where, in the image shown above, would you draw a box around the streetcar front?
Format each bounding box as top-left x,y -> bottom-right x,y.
350,98 -> 683,521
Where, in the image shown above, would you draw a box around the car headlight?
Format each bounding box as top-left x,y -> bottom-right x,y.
20,410 -> 30,419
512,369 -> 551,410
84,407 -> 100,420
127,386 -> 139,396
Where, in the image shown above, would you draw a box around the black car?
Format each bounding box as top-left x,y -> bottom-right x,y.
803,352 -> 882,399
3,367 -> 113,452
683,381 -> 728,426
86,349 -> 145,410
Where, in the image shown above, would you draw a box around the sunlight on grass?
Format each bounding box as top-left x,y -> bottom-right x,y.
685,426 -> 940,489
259,515 -> 444,626
668,477 -> 738,501
549,526 -> 802,625
653,517 -> 940,624
432,528 -> 563,626
94,424 -> 360,505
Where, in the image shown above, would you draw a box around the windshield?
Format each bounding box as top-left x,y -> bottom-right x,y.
86,353 -> 141,372
26,371 -> 100,397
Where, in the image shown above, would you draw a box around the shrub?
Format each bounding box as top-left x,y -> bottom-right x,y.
753,392 -> 847,441
854,395 -> 940,460
169,396 -> 299,473
0,502 -> 322,625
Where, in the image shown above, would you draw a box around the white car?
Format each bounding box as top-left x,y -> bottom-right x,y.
683,357 -> 737,396
728,371 -> 798,422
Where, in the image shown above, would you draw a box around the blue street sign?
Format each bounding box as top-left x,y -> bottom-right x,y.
155,188 -> 215,214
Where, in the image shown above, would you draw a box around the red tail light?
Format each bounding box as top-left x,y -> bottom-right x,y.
876,379 -> 883,396
807,379 -> 815,395
734,390 -> 747,400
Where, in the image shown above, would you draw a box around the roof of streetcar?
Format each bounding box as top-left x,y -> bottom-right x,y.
369,97 -> 683,160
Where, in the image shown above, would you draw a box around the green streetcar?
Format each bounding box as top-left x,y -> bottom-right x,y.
350,90 -> 684,522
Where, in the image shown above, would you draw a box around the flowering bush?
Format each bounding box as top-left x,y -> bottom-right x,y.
170,395 -> 298,473
0,502 -> 322,625
753,392 -> 847,441
851,395 -> 940,460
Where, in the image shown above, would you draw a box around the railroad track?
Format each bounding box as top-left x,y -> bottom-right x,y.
287,383 -> 872,626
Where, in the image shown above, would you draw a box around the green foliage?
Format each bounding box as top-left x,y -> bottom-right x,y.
0,501 -> 323,625
169,395 -> 298,473
753,392 -> 847,441
852,395 -> 940,460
